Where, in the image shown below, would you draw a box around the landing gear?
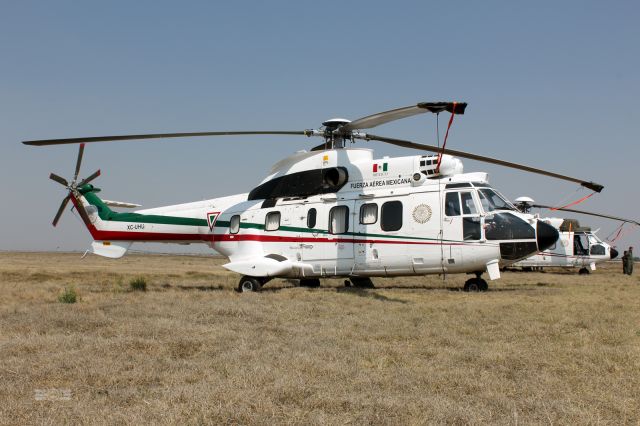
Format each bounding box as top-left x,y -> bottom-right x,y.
464,273 -> 488,292
578,267 -> 590,275
346,277 -> 375,288
238,276 -> 263,292
299,278 -> 321,288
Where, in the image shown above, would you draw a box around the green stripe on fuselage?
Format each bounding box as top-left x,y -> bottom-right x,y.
83,189 -> 458,243
83,192 -> 208,227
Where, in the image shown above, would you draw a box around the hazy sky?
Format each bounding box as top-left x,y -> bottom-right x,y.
1,1 -> 638,254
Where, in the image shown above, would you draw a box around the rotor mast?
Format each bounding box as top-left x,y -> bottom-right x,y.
322,118 -> 352,149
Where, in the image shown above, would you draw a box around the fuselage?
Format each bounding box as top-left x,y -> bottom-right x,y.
513,217 -> 617,270
75,148 -> 558,280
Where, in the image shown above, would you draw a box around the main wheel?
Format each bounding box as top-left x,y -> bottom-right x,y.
479,279 -> 489,291
238,276 -> 262,292
578,267 -> 590,275
463,278 -> 481,292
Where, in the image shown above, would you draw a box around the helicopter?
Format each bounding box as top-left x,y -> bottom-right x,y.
23,101 -> 606,292
512,197 -> 639,274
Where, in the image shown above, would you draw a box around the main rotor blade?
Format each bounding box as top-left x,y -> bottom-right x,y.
52,194 -> 71,227
77,169 -> 101,187
360,133 -> 604,193
533,205 -> 639,226
341,102 -> 467,132
73,143 -> 85,181
23,131 -> 308,146
49,173 -> 69,187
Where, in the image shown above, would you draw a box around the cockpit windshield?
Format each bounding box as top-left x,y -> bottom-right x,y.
478,189 -> 516,213
588,233 -> 603,244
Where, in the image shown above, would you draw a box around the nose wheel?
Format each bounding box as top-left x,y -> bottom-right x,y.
238,276 -> 264,292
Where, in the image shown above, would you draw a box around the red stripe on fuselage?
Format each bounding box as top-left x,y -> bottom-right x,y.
215,234 -> 465,245
77,221 -> 466,247
72,197 -> 472,246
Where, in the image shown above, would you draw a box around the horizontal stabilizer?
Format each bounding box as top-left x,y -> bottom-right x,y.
90,241 -> 132,259
102,199 -> 142,208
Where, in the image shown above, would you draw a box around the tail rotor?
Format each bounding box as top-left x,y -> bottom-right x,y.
49,143 -> 101,226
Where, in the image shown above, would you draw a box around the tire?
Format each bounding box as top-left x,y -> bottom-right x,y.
578,268 -> 590,275
479,279 -> 489,291
238,276 -> 262,292
463,278 -> 481,292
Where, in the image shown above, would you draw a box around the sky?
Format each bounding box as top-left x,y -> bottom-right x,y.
1,1 -> 638,254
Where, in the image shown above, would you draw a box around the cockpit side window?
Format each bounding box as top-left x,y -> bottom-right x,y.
574,234 -> 589,255
445,192 -> 461,217
460,192 -> 478,215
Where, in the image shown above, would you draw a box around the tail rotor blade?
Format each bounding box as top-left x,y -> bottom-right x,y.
77,169 -> 101,187
52,195 -> 71,227
49,173 -> 69,187
73,143 -> 85,182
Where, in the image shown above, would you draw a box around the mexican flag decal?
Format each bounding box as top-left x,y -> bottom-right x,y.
373,162 -> 388,172
207,212 -> 220,230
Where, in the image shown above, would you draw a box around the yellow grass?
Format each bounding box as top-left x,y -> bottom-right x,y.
0,252 -> 639,424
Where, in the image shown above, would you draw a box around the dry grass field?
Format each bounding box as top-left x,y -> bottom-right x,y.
0,252 -> 639,424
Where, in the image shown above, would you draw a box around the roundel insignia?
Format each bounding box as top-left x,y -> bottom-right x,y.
561,239 -> 569,247
413,204 -> 432,224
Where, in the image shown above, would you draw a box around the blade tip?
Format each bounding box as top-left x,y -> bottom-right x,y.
583,182 -> 605,193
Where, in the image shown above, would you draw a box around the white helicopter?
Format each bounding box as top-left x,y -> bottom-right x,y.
512,197 -> 638,274
24,101 -> 605,292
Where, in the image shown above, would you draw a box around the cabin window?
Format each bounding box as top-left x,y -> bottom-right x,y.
265,211 -> 281,231
229,215 -> 240,234
381,201 -> 403,232
360,203 -> 378,225
445,192 -> 461,216
307,208 -> 317,229
329,206 -> 349,234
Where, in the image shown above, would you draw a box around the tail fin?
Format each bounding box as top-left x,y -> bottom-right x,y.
75,185 -> 135,258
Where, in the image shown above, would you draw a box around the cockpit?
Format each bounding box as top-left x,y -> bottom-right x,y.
443,182 -> 556,260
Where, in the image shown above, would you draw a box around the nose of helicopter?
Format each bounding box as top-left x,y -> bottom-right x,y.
536,221 -> 559,252
610,247 -> 619,259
